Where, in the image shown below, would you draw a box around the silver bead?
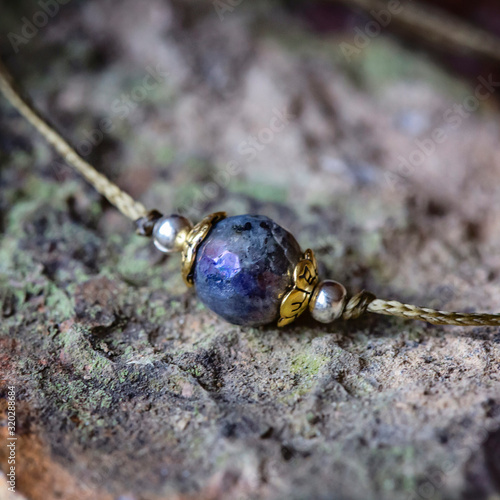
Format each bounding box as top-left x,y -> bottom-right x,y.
152,214 -> 192,253
309,280 -> 347,323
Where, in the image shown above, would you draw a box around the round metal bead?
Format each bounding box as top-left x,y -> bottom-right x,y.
309,280 -> 347,323
152,214 -> 193,253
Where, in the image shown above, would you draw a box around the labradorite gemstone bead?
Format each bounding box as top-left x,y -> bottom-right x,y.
193,215 -> 302,326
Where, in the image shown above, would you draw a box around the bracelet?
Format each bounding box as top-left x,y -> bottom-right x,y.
2,59 -> 500,328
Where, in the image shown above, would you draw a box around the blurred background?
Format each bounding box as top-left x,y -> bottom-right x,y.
1,1 -> 500,500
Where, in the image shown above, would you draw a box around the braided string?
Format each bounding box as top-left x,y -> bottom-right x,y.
342,291 -> 500,326
0,60 -> 147,221
367,299 -> 500,326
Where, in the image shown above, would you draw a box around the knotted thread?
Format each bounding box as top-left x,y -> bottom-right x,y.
135,210 -> 164,237
341,290 -> 376,320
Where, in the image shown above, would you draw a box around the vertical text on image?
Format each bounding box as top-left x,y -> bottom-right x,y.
6,385 -> 16,493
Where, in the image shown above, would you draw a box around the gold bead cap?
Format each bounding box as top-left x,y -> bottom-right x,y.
278,249 -> 319,327
181,212 -> 227,287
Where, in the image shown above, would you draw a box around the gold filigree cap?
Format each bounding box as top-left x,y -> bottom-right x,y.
181,212 -> 227,286
278,249 -> 318,327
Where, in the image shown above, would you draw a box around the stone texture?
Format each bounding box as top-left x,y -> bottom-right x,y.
193,214 -> 301,326
1,2 -> 500,500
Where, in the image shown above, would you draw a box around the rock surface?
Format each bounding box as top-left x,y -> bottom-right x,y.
1,1 -> 500,500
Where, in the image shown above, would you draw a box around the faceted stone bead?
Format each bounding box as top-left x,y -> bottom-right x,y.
193,215 -> 302,326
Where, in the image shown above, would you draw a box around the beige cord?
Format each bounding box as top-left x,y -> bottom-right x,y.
367,299 -> 500,326
0,60 -> 147,221
2,59 -> 500,328
342,291 -> 500,326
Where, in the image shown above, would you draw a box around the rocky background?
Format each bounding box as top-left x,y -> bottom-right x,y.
1,1 -> 500,499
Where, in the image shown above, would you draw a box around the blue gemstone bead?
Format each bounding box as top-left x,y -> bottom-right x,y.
193,215 -> 301,326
